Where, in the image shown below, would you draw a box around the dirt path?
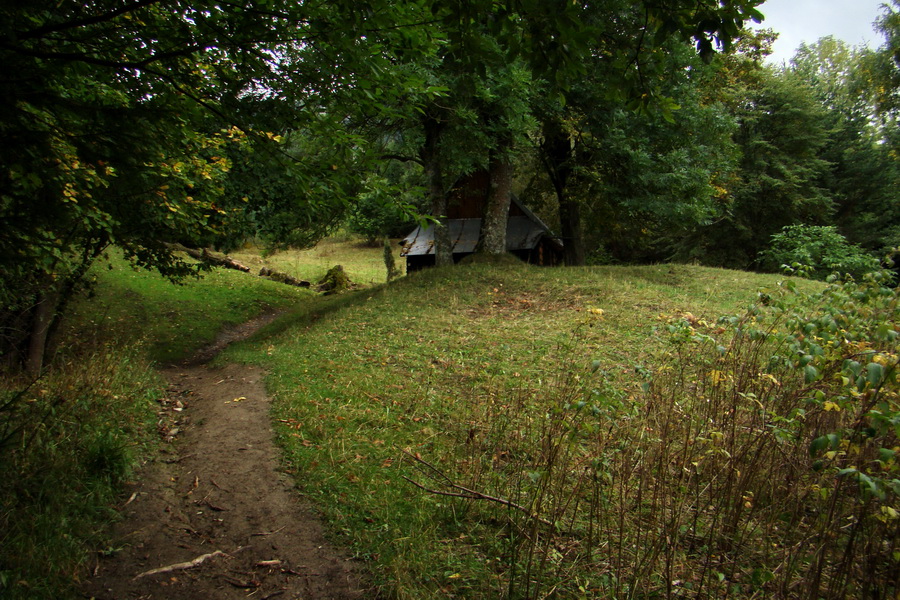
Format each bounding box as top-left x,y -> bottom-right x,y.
83,317 -> 368,600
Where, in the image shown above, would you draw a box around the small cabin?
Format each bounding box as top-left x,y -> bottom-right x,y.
401,171 -> 564,272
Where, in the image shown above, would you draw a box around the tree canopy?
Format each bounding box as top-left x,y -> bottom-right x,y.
7,0 -> 900,374
0,0 -> 436,372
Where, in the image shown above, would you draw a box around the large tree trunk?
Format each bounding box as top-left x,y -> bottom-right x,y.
558,195 -> 584,266
480,136 -> 513,255
25,286 -> 59,377
421,112 -> 452,266
19,240 -> 108,376
541,117 -> 585,266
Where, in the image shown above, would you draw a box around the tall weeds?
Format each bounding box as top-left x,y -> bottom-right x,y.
0,347 -> 160,599
416,272 -> 899,599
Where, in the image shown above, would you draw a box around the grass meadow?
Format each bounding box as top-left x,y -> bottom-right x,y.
3,238 -> 898,599
223,259 -> 885,599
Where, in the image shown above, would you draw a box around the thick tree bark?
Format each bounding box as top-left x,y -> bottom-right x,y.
541,118 -> 585,266
421,112 -> 452,266
25,287 -> 58,377
480,136 -> 513,255
558,195 -> 584,266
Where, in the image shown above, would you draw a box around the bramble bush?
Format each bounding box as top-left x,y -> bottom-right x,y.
620,269 -> 900,599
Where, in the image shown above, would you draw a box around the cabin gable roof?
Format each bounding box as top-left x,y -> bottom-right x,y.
401,197 -> 562,258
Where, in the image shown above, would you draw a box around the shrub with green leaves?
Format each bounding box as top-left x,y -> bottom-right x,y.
760,224 -> 880,280
624,271 -> 900,598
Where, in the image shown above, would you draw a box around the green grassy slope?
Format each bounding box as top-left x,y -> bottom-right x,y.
223,261 -> 802,598
59,252 -> 315,364
1,251 -> 317,599
14,239 -> 888,600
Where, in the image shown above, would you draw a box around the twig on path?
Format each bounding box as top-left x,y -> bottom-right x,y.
282,568 -> 323,576
133,550 -> 226,580
164,453 -> 195,464
223,575 -> 260,588
251,525 -> 286,537
210,477 -> 230,492
256,559 -> 283,567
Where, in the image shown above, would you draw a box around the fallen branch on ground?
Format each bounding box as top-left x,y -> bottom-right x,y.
251,526 -> 286,537
224,575 -> 260,589
165,243 -> 251,272
256,559 -> 282,567
400,450 -> 555,528
133,550 -> 226,580
259,267 -> 311,287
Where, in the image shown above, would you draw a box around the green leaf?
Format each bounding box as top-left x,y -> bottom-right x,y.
858,472 -> 884,500
867,362 -> 884,387
810,433 -> 840,456
804,364 -> 819,383
890,480 -> 900,496
809,435 -> 828,456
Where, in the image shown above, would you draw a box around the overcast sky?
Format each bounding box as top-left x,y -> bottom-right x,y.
754,0 -> 888,65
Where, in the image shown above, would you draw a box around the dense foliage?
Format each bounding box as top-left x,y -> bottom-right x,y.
761,225 -> 881,280
0,0 -> 433,373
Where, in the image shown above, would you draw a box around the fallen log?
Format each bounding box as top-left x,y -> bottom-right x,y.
259,267 -> 311,288
166,243 -> 251,272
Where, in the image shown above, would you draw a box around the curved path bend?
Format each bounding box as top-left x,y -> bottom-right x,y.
83,316 -> 368,599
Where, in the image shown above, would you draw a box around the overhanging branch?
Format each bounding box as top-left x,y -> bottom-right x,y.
19,0 -> 165,41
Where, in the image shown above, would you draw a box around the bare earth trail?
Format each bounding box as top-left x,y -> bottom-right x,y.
83,315 -> 369,600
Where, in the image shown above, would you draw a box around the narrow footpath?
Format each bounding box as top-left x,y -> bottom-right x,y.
83,317 -> 368,600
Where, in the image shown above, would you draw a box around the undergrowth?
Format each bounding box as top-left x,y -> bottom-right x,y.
0,245 -> 318,599
0,347 -> 161,599
409,270 -> 900,598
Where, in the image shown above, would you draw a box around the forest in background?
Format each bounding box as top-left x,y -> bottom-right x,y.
2,0 -> 898,376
